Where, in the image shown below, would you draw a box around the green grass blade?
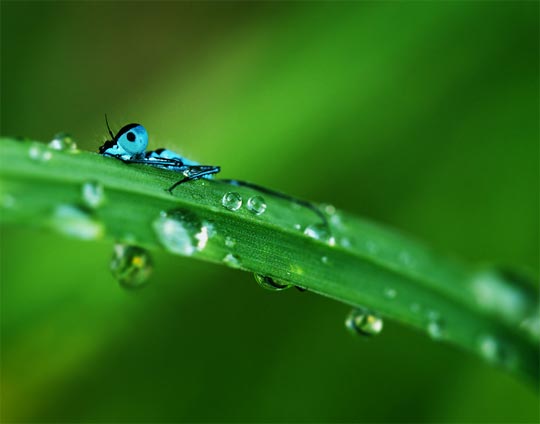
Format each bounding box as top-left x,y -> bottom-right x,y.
0,137 -> 538,384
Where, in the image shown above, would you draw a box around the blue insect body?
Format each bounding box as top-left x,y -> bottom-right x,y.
99,119 -> 220,191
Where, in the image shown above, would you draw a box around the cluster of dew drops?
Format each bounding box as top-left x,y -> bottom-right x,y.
11,133 -> 538,359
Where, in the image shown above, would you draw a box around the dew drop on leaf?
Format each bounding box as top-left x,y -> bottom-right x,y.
48,132 -> 78,151
50,205 -> 104,240
223,253 -> 241,268
345,308 -> 383,336
153,210 -> 210,256
221,192 -> 242,211
247,195 -> 266,215
254,273 -> 292,291
111,244 -> 153,289
28,143 -> 52,162
82,181 -> 105,209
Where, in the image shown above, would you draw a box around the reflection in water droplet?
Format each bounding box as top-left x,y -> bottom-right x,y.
427,319 -> 444,340
384,288 -> 397,299
82,181 -> 105,209
247,195 -> 267,215
153,210 -> 209,256
111,244 -> 153,289
50,205 -> 104,240
223,253 -> 241,268
254,273 -> 292,291
29,143 -> 52,162
345,308 -> 384,336
48,132 -> 78,151
221,192 -> 242,211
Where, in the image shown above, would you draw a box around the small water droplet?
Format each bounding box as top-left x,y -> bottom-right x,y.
221,192 -> 242,211
384,288 -> 397,299
153,209 -> 209,256
246,195 -> 266,215
304,223 -> 335,246
294,224 -> 302,230
82,181 -> 105,209
111,244 -> 152,289
366,240 -> 378,254
323,204 -> 336,215
223,253 -> 241,268
321,256 -> 329,264
345,308 -> 383,336
478,334 -> 503,363
399,251 -> 414,267
254,274 -> 292,291
50,205 -> 104,240
340,237 -> 351,248
225,236 -> 236,248
520,312 -> 540,340
29,143 -> 52,162
48,132 -> 77,151
427,319 -> 445,340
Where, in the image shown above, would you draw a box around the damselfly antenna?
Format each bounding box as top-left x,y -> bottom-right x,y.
104,114 -> 115,140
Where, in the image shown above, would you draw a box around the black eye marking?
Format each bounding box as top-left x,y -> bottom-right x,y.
126,132 -> 136,142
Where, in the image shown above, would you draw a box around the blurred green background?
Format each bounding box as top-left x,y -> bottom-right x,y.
1,1 -> 538,422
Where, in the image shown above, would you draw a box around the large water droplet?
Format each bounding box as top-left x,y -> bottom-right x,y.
153,210 -> 209,256
48,132 -> 77,151
304,223 -> 335,246
82,181 -> 105,209
345,308 -> 383,336
247,195 -> 266,215
223,253 -> 241,268
254,274 -> 292,291
472,268 -> 531,323
111,244 -> 152,289
221,192 -> 242,211
28,143 -> 52,162
50,205 -> 104,240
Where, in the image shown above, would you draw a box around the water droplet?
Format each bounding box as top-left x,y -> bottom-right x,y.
221,192 -> 242,211
153,210 -> 209,256
246,195 -> 266,215
110,244 -> 152,289
48,132 -> 77,151
520,311 -> 540,341
340,237 -> 351,248
50,205 -> 104,240
323,204 -> 336,215
399,251 -> 414,267
28,143 -> 52,162
223,253 -> 241,268
478,334 -> 503,363
472,268 -> 530,323
304,223 -> 335,246
321,256 -> 329,264
254,274 -> 292,291
294,224 -> 302,230
82,181 -> 105,209
225,236 -> 236,248
427,319 -> 445,340
384,288 -> 397,299
345,308 -> 383,336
